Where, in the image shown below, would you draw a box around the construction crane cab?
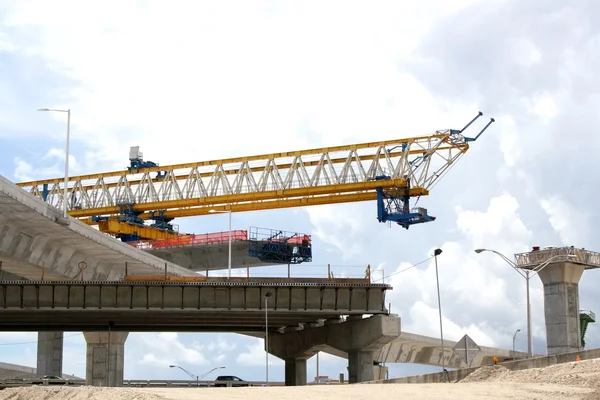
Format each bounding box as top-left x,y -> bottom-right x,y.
128,146 -> 166,178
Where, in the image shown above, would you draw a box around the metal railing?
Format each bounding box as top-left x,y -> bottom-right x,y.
127,230 -> 249,249
0,378 -> 287,388
514,247 -> 600,269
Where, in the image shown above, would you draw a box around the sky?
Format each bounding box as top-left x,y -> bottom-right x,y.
1,0 -> 599,383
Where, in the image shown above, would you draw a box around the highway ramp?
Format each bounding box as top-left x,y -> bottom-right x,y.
0,175 -> 196,280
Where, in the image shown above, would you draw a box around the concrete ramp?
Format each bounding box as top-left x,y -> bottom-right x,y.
374,332 -> 528,368
244,329 -> 529,368
0,175 -> 196,280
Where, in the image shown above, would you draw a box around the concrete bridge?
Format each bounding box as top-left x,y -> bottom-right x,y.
0,174 -> 527,386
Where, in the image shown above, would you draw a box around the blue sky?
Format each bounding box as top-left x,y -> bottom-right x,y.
1,0 -> 600,383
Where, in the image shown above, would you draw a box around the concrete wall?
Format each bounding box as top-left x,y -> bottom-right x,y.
365,347 -> 600,384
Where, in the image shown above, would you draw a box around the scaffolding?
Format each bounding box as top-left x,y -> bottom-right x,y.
248,227 -> 312,264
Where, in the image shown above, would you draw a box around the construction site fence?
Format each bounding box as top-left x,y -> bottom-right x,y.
127,230 -> 249,249
203,263 -> 377,282
127,230 -> 312,250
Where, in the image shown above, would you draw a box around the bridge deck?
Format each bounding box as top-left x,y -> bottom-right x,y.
0,175 -> 195,280
0,280 -> 390,332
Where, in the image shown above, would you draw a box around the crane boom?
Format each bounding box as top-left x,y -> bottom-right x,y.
17,112 -> 493,238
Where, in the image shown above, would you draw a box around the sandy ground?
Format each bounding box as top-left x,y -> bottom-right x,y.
1,359 -> 599,400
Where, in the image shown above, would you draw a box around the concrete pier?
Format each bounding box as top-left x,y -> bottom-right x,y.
538,261 -> 585,355
269,315 -> 400,385
515,246 -> 600,356
36,332 -> 63,377
83,332 -> 128,387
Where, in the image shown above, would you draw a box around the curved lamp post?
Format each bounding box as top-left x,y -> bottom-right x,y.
475,248 -> 576,357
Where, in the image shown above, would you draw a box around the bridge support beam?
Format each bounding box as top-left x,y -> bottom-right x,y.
285,359 -> 307,386
269,315 -> 400,385
538,261 -> 585,355
83,332 -> 128,387
36,332 -> 63,377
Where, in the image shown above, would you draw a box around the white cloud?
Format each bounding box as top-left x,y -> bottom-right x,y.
206,335 -> 237,353
136,332 -> 208,367
237,338 -> 283,367
0,0 -> 487,179
455,193 -> 532,255
540,195 -> 590,247
13,157 -> 33,181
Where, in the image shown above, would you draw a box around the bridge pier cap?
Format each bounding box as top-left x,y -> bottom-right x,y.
515,246 -> 599,355
268,314 -> 400,385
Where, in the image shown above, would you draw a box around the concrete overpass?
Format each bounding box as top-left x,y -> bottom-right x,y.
0,174 -> 197,280
0,280 -> 396,386
0,175 -> 527,386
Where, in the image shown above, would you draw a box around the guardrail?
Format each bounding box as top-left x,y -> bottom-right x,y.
0,378 -> 349,388
0,378 -> 286,388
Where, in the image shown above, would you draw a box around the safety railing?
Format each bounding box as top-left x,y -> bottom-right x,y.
515,246 -> 600,269
127,230 -> 249,249
204,263 -> 375,283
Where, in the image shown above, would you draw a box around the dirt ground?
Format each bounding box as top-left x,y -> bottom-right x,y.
1,359 -> 599,400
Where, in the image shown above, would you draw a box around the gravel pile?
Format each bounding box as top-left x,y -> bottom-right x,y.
462,359 -> 600,387
0,386 -> 166,400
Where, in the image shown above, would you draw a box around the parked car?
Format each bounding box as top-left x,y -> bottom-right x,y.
214,375 -> 252,387
34,375 -> 74,385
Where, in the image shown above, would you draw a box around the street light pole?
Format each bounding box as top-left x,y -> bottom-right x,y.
228,211 -> 232,279
37,108 -> 71,218
209,209 -> 232,279
513,329 -> 521,353
525,270 -> 532,356
198,365 -> 226,381
264,291 -> 272,386
433,248 -> 445,377
474,249 -> 576,358
169,364 -> 199,382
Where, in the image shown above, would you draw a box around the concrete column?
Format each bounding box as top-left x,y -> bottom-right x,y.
537,262 -> 585,355
373,364 -> 388,381
36,332 -> 63,377
348,350 -> 374,383
269,315 -> 400,385
284,358 -> 307,386
83,332 -> 128,387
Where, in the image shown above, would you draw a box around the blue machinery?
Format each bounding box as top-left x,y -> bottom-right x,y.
375,111 -> 494,229
248,227 -> 312,264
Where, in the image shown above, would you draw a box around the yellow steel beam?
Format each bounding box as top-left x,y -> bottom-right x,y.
19,146 -> 459,192
67,178 -> 414,219
78,187 -> 428,226
17,134 -> 460,187
97,219 -> 184,240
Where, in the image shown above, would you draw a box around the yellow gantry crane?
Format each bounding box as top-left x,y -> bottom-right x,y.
17,112 -> 494,242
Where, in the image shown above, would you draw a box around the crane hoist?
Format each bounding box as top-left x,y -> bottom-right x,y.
17,111 -> 494,242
